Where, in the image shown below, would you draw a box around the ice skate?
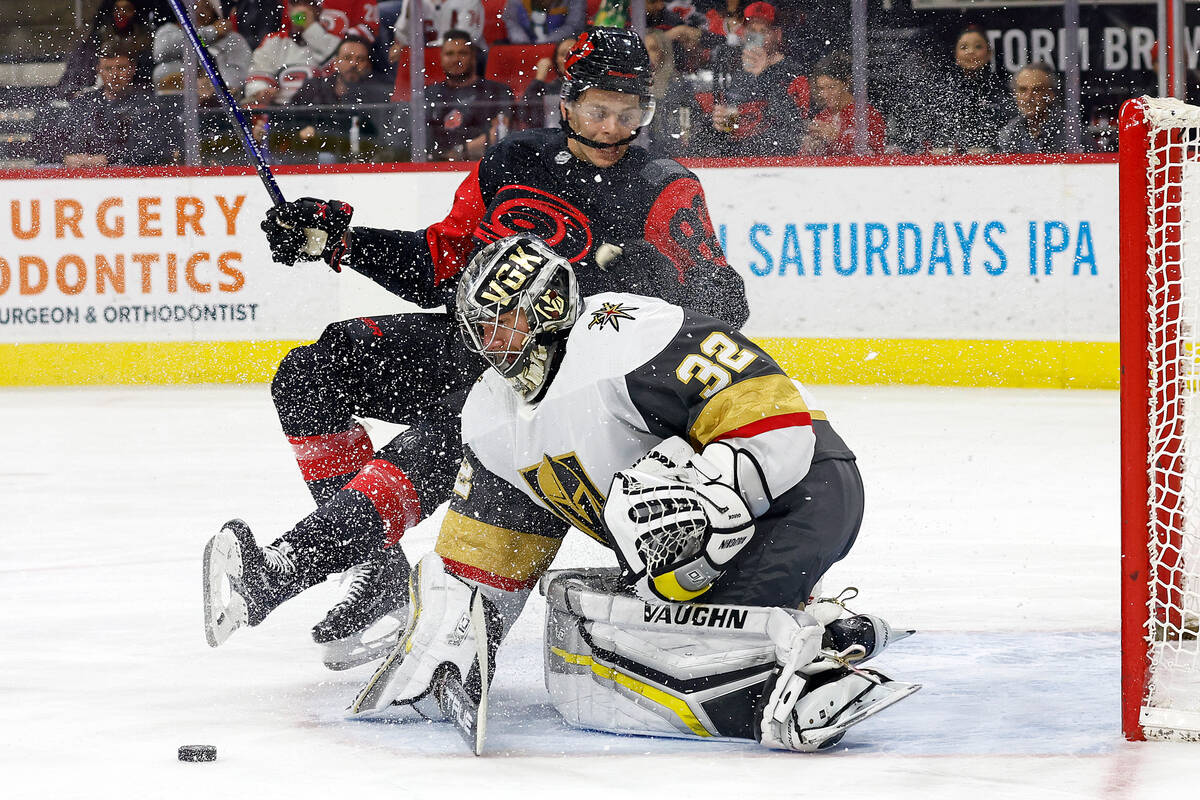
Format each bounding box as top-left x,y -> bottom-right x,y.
312,545 -> 412,670
202,519 -> 301,647
760,665 -> 921,752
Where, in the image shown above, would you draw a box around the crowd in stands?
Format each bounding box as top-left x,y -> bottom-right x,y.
31,0 -> 1107,167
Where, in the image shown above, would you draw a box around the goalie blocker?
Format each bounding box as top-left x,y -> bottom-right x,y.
541,569 -> 918,751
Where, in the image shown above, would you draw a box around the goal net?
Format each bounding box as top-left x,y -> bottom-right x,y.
1121,95 -> 1200,742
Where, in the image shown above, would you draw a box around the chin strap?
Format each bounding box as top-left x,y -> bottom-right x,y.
559,110 -> 641,152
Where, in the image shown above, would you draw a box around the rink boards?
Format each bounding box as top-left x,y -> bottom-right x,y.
0,159 -> 1118,387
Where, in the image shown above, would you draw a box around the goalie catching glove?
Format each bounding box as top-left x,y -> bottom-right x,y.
602,436 -> 770,602
261,197 -> 353,269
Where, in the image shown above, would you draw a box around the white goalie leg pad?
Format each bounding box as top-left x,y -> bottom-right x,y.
541,570 -> 918,749
542,569 -> 790,740
350,553 -> 480,715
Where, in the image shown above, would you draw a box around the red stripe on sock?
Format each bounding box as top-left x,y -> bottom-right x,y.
711,412 -> 812,443
441,557 -> 534,592
344,459 -> 423,546
287,423 -> 373,482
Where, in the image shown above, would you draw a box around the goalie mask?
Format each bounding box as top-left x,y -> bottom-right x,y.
456,236 -> 580,402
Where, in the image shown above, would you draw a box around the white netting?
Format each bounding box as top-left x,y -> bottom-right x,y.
1142,96 -> 1200,740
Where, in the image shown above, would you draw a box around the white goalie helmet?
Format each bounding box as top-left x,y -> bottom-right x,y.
456,235 -> 581,401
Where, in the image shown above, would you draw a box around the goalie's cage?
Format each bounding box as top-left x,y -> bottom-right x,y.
1121,96 -> 1200,741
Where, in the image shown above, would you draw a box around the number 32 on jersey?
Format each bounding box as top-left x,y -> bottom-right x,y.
675,332 -> 758,399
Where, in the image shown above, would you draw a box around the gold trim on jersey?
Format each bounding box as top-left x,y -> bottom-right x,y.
435,509 -> 563,582
689,373 -> 816,447
550,647 -> 714,737
519,452 -> 609,544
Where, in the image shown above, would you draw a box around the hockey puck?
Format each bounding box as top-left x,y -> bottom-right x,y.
178,745 -> 217,762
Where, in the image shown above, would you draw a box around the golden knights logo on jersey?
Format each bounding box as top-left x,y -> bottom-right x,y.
587,302 -> 638,331
519,452 -> 608,543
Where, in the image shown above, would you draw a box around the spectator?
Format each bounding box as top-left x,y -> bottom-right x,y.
57,0 -> 156,99
502,0 -> 585,45
645,0 -> 709,73
292,35 -> 393,103
514,35 -> 574,129
800,51 -> 884,156
227,1 -> 286,50
929,24 -> 1014,155
228,1 -> 380,48
319,0 -> 381,43
643,29 -> 695,157
424,30 -> 513,160
385,0 -> 484,52
696,1 -> 809,157
996,63 -> 1075,154
244,2 -> 342,104
61,39 -> 170,167
153,0 -> 252,99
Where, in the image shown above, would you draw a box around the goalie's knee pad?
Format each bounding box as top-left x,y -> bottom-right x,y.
351,553 -> 506,716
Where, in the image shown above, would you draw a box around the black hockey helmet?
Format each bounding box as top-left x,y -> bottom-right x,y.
562,27 -> 654,102
559,28 -> 656,149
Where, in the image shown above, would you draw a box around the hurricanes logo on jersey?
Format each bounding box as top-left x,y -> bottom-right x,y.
519,452 -> 607,543
476,185 -> 593,263
588,302 -> 638,331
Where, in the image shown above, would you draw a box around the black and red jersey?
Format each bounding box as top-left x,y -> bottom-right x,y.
345,128 -> 748,327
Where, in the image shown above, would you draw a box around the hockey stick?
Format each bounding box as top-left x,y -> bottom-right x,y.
165,0 -> 285,206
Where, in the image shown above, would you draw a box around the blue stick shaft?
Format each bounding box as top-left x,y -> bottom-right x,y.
165,0 -> 286,206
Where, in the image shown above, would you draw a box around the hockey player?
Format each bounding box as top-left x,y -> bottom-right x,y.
205,28 -> 748,667
346,235 -> 919,752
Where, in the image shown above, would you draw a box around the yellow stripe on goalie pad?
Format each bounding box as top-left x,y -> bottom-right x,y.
549,647 -> 714,738
435,509 -> 563,584
689,373 -> 812,448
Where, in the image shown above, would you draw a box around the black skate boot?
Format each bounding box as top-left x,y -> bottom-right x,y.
312,545 -> 412,670
823,614 -> 914,664
202,519 -> 305,647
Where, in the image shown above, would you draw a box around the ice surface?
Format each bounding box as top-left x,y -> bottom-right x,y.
1,384 -> 1193,798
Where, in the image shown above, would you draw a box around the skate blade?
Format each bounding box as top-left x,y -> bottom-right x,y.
800,679 -> 921,748
202,532 -> 248,647
320,623 -> 403,671
350,633 -> 412,714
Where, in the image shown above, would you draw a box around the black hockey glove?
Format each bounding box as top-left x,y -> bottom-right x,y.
261,198 -> 354,270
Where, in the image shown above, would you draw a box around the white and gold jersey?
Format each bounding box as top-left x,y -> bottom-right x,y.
435,293 -> 848,591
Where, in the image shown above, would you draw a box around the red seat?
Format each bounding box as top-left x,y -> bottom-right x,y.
483,0 -> 507,44
485,43 -> 557,99
390,47 -> 447,101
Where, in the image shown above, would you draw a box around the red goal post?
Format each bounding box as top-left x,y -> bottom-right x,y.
1120,95 -> 1200,742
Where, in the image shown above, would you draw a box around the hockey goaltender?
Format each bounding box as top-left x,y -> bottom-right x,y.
321,236 -> 915,752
